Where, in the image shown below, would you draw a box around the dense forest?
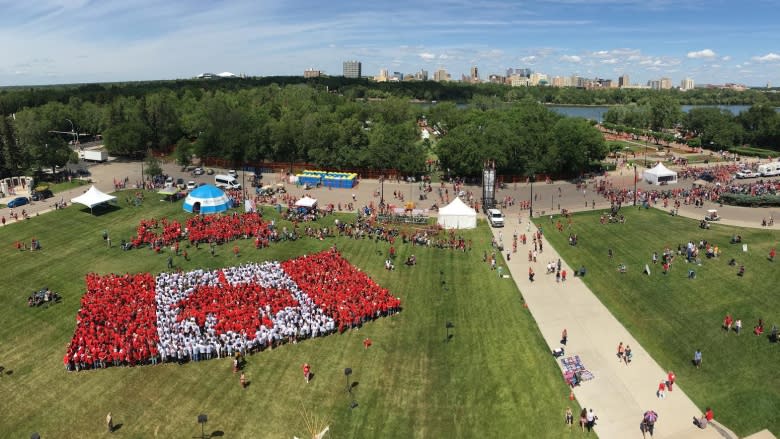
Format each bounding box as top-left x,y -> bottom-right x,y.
0,78 -> 778,180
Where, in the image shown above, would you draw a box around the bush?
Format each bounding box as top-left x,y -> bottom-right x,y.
718,193 -> 780,207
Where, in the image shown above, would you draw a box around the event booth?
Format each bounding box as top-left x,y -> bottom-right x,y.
437,197 -> 477,229
294,196 -> 318,210
183,184 -> 231,214
71,185 -> 117,213
643,162 -> 678,185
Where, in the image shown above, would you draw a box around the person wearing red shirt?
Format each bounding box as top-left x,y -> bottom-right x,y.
667,370 -> 676,391
303,363 -> 311,383
657,380 -> 666,399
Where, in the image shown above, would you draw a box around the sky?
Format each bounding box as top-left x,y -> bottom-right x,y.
1,0 -> 779,87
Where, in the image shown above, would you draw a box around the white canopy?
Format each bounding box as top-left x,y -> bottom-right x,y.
294,196 -> 318,208
643,162 -> 678,185
71,185 -> 117,211
437,197 -> 477,229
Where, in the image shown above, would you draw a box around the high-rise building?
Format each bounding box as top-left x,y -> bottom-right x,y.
660,77 -> 672,90
343,60 -> 362,78
517,68 -> 532,78
303,69 -> 321,78
415,69 -> 429,81
470,65 -> 479,82
434,68 -> 450,82
680,78 -> 695,91
619,74 -> 630,88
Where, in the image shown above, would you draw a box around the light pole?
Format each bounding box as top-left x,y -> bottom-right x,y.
529,174 -> 535,218
65,118 -> 76,147
380,175 -> 385,209
644,125 -> 650,168
633,165 -> 637,206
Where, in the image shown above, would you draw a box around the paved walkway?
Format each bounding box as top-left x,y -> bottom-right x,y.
491,225 -> 726,439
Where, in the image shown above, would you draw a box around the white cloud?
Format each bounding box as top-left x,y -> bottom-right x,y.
520,55 -> 537,63
560,55 -> 582,63
752,53 -> 780,62
419,52 -> 436,61
721,55 -> 731,61
687,49 -> 716,59
601,58 -> 618,64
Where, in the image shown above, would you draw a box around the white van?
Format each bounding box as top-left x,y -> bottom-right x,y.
215,174 -> 241,189
757,161 -> 780,177
487,208 -> 505,227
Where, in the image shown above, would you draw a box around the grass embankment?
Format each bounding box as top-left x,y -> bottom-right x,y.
0,192 -> 578,438
539,208 -> 779,436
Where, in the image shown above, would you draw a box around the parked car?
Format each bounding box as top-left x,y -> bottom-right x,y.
206,168 -> 215,175
31,189 -> 54,201
487,208 -> 505,227
186,181 -> 197,190
176,178 -> 186,189
193,167 -> 204,176
7,196 -> 29,208
735,170 -> 758,179
228,169 -> 238,178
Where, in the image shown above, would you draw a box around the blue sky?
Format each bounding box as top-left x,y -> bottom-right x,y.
1,0 -> 779,86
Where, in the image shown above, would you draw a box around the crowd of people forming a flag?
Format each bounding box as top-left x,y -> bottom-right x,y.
64,249 -> 401,371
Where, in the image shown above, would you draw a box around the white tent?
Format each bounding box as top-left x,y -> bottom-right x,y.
643,162 -> 678,185
294,196 -> 318,209
437,197 -> 477,229
71,185 -> 117,212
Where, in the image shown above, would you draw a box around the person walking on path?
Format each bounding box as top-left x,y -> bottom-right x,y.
667,370 -> 676,391
693,349 -> 702,369
657,380 -> 666,399
624,345 -> 633,365
617,342 -> 625,363
106,412 -> 113,433
641,410 -> 658,438
561,329 -> 568,346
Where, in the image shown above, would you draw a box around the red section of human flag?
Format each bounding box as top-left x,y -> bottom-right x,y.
175,271 -> 297,334
65,273 -> 159,369
281,250 -> 402,332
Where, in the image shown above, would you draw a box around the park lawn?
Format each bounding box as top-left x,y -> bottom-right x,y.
538,208 -> 779,437
0,191 -> 580,438
48,179 -> 89,193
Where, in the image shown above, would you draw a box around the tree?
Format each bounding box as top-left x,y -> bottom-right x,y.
549,118 -> 606,175
648,95 -> 682,131
144,153 -> 163,177
174,137 -> 192,169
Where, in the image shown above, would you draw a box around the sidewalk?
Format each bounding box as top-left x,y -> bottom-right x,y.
492,225 -> 726,439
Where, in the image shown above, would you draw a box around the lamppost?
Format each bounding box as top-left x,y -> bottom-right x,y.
529,173 -> 535,218
65,118 -> 76,147
644,125 -> 650,168
633,165 -> 637,206
380,175 -> 385,209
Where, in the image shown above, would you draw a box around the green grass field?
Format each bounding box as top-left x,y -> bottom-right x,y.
539,208 -> 780,437
0,192 -> 579,438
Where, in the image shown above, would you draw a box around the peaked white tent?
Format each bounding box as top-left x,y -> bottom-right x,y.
437,197 -> 477,229
71,185 -> 117,212
643,162 -> 678,185
294,196 -> 318,209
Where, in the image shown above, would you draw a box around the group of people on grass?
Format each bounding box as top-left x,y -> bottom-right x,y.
64,249 -> 400,371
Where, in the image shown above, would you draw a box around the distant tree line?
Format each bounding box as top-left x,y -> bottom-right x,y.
2,76 -> 780,116
603,96 -> 780,152
0,83 -> 611,179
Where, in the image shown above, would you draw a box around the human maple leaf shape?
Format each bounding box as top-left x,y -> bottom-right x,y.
175,271 -> 298,335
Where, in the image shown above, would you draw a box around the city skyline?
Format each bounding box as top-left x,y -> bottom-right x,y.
1,0 -> 779,87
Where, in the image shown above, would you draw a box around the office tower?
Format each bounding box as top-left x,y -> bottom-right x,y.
343,60 -> 362,78
470,65 -> 479,82
619,74 -> 630,88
